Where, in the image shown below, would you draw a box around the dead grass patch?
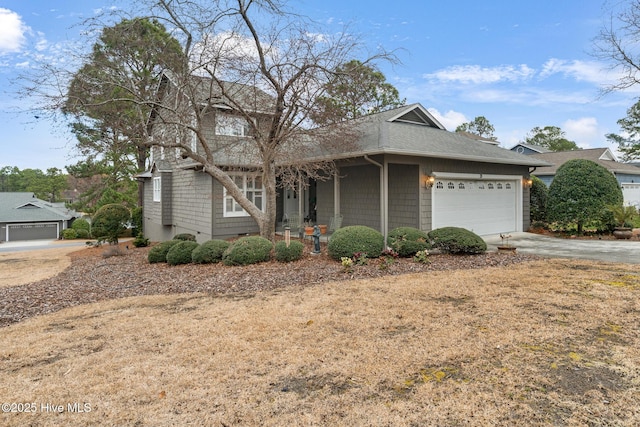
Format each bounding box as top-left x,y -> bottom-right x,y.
0,246 -> 82,288
1,259 -> 639,426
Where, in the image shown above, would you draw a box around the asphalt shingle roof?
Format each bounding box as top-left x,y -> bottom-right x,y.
530,148 -> 640,176
0,193 -> 79,223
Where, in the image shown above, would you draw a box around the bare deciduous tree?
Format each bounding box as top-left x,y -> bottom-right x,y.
133,0 -> 396,240
593,0 -> 640,93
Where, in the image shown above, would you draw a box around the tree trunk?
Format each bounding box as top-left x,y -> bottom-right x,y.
261,161 -> 277,242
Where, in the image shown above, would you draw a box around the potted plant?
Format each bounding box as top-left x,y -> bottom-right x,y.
497,233 -> 516,251
608,204 -> 636,240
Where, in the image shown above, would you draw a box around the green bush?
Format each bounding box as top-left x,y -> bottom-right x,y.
173,233 -> 196,241
71,218 -> 91,234
529,175 -> 548,223
192,239 -> 230,264
61,228 -> 78,240
387,227 -> 431,257
222,236 -> 273,266
148,240 -> 181,263
327,225 -> 384,260
428,227 -> 487,254
92,204 -> 131,244
166,241 -> 200,266
76,229 -> 90,239
274,241 -> 304,262
133,233 -> 150,248
547,159 -> 622,233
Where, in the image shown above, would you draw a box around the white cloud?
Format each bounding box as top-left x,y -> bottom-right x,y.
427,107 -> 467,131
563,117 -> 601,147
0,8 -> 28,54
423,64 -> 535,85
540,58 -> 611,85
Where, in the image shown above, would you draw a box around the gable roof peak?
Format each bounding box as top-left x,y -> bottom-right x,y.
385,103 -> 445,130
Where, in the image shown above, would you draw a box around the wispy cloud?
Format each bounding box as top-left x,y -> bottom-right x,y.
424,64 -> 535,84
563,116 -> 601,147
540,58 -> 610,84
0,8 -> 29,54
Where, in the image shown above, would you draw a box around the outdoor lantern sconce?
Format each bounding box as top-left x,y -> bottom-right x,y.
424,175 -> 435,188
523,178 -> 533,188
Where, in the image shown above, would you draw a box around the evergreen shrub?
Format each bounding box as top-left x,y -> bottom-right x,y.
428,227 -> 487,254
327,225 -> 384,260
166,241 -> 200,266
148,240 -> 181,263
222,236 -> 273,266
173,233 -> 197,241
192,239 -> 230,264
274,240 -> 304,262
387,226 -> 431,257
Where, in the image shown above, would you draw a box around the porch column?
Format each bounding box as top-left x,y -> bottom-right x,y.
333,170 -> 340,219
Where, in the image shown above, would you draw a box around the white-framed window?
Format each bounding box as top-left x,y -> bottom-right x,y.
215,114 -> 251,137
153,177 -> 162,202
223,174 -> 264,217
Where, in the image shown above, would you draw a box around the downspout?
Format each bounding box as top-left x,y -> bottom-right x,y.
364,155 -> 387,242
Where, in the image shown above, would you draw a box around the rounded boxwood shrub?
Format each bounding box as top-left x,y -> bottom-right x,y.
222,236 -> 273,266
75,229 -> 90,239
61,228 -> 78,240
274,240 -> 304,263
166,241 -> 200,266
387,226 -> 431,257
148,240 -> 182,263
71,218 -> 91,234
327,225 -> 384,260
428,227 -> 487,254
173,233 -> 197,241
192,239 -> 230,264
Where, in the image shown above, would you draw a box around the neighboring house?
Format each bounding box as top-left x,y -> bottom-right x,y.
529,148 -> 640,207
139,99 -> 549,241
0,192 -> 80,242
509,142 -> 552,155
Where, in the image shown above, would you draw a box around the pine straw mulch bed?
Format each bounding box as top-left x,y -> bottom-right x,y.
0,239 -> 537,328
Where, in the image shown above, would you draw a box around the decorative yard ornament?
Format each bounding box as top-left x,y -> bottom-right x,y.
312,224 -> 321,254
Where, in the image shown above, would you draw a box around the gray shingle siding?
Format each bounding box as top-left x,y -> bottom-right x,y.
388,163 -> 419,230
340,164 -> 381,230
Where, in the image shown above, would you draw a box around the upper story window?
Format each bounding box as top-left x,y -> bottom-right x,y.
215,114 -> 251,137
153,177 -> 162,202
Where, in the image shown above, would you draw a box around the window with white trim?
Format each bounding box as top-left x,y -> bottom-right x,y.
223,174 -> 264,217
153,177 -> 162,202
215,114 -> 251,137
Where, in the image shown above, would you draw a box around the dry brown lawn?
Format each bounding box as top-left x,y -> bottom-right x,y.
0,246 -> 83,288
1,256 -> 639,426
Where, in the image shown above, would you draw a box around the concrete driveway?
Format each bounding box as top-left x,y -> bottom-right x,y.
0,239 -> 89,253
483,232 -> 640,264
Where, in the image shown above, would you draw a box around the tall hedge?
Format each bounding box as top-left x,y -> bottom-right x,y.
529,175 -> 548,223
547,159 -> 622,233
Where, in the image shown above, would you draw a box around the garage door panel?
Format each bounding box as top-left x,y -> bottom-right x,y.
432,180 -> 518,236
8,223 -> 59,241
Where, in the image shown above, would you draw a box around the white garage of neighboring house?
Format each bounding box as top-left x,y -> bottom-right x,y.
0,192 -> 80,242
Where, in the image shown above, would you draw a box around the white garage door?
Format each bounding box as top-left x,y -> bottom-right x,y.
621,183 -> 640,208
432,179 -> 519,236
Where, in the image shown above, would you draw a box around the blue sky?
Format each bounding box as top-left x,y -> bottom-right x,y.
0,0 -> 638,171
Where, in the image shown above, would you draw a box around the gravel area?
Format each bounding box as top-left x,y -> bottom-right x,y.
0,240 -> 538,328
